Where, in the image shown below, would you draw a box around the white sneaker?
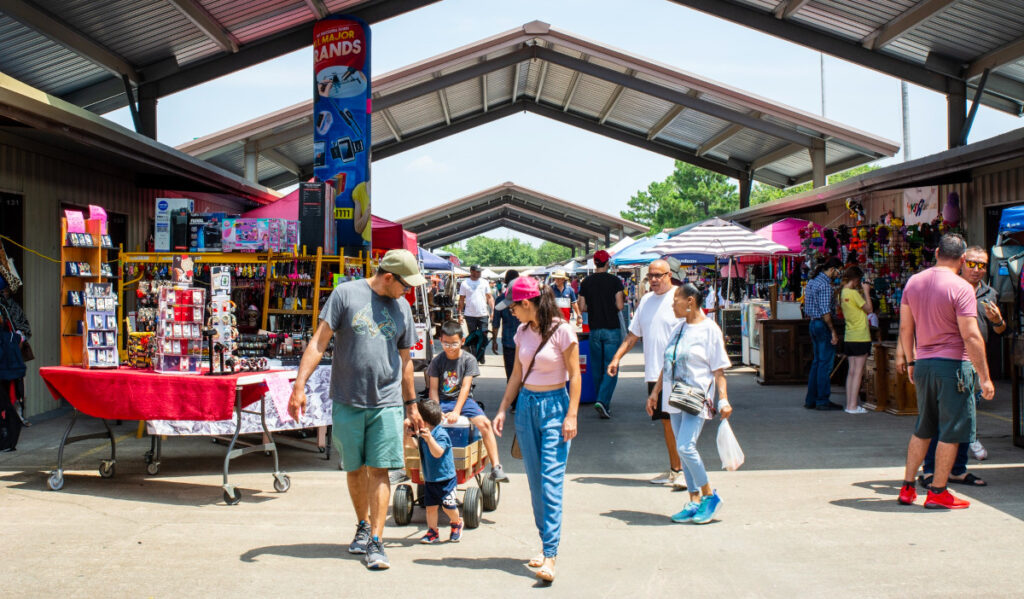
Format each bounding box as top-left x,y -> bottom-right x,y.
670,469 -> 688,491
969,441 -> 988,461
844,406 -> 868,414
649,470 -> 673,485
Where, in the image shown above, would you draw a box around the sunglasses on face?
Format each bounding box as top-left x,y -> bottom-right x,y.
646,272 -> 669,280
965,260 -> 987,269
387,272 -> 411,291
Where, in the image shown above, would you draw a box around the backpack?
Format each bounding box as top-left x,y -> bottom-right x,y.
990,244 -> 1024,303
463,329 -> 489,363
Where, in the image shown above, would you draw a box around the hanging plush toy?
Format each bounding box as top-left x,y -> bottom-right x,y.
846,198 -> 866,225
823,228 -> 839,257
943,191 -> 961,227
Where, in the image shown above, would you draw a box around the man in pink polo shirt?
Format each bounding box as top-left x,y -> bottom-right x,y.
896,233 -> 995,510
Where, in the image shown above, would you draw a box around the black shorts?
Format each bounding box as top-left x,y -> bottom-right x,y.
424,477 -> 458,509
844,341 -> 872,357
913,359 -> 976,444
648,381 -> 669,421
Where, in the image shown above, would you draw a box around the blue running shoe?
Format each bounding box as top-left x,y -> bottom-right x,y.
670,502 -> 701,523
449,521 -> 463,543
692,491 -> 721,525
348,520 -> 371,554
420,528 -> 440,544
364,536 -> 390,570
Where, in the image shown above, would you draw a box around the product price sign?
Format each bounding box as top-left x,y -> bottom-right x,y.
313,15 -> 371,254
65,210 -> 86,233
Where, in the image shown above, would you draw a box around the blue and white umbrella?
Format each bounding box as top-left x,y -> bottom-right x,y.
650,217 -> 788,258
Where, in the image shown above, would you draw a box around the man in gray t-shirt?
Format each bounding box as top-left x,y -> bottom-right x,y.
289,249 -> 425,571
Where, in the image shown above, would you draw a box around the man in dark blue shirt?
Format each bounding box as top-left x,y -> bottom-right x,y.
492,269 -> 521,382
803,258 -> 844,410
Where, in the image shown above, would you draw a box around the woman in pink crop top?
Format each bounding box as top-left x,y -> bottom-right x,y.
493,276 -> 580,583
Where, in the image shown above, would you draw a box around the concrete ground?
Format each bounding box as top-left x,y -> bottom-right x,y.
3,348 -> 1023,598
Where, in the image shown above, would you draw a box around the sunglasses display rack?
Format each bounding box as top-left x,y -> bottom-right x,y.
206,265 -> 239,373
153,287 -> 206,373
82,282 -> 119,369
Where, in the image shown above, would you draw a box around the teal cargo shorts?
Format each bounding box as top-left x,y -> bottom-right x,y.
913,358 -> 976,444
332,402 -> 405,471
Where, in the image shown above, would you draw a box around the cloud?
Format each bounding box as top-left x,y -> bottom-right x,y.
405,155 -> 452,175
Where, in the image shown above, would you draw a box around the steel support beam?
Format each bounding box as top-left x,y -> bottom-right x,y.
373,102 -> 523,160
380,108 -> 403,142
3,0 -> 140,83
302,0 -> 329,19
750,142 -> 805,171
861,0 -> 957,50
243,143 -> 259,183
966,35 -> 1024,79
562,70 -> 582,111
482,71 -> 489,113
667,0 -> 950,93
960,68 -> 990,146
62,0 -> 441,111
262,148 -> 302,176
375,46 -> 535,111
772,0 -> 812,20
511,62 -> 523,103
598,83 -> 626,124
139,89 -> 158,140
810,139 -> 826,188
523,101 -> 747,181
948,78 -> 967,148
534,46 -> 816,147
696,113 -> 760,156
534,60 -> 550,103
166,0 -> 239,53
647,104 -> 686,141
738,172 -> 753,209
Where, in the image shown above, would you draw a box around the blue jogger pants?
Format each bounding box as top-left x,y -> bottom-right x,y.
515,387 -> 571,558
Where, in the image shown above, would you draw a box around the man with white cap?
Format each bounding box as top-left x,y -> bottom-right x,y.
550,269 -> 582,327
289,249 -> 425,570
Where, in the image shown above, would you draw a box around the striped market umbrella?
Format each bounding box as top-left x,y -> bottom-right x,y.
650,217 -> 788,258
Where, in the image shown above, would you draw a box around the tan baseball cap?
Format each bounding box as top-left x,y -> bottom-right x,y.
551,269 -> 569,280
378,249 -> 426,287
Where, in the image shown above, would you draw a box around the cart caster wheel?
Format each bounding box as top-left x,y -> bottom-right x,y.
146,462 -> 160,476
393,484 -> 414,526
143,451 -> 153,465
273,473 -> 291,493
223,486 -> 241,505
463,486 -> 482,529
211,438 -> 220,445
47,470 -> 64,491
99,460 -> 115,479
481,474 -> 500,511
318,446 -> 326,454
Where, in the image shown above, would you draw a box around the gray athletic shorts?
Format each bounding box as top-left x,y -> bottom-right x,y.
913,359 -> 976,444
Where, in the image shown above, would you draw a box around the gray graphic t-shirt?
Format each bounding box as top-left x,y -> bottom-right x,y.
426,351 -> 480,403
319,279 -> 415,408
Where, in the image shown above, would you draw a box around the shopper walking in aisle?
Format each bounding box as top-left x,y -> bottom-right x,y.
549,270 -> 583,327
0,278 -> 30,451
458,264 -> 494,355
839,266 -> 872,414
492,276 -> 580,584
578,250 -> 624,418
803,257 -> 844,411
647,284 -> 732,524
916,245 -> 1006,488
607,259 -> 684,488
288,249 -> 424,570
492,270 -> 522,383
895,234 -> 994,510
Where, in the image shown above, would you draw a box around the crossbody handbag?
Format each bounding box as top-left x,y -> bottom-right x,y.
665,323 -> 713,416
510,323 -> 557,459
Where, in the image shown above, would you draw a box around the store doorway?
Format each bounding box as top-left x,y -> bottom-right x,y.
0,192 -> 24,305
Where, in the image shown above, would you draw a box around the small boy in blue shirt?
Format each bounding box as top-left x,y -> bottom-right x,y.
416,399 -> 464,544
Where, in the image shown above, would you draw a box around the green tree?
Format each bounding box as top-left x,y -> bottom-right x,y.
750,163 -> 880,206
536,241 -> 571,265
621,161 -> 738,232
460,237 -> 538,266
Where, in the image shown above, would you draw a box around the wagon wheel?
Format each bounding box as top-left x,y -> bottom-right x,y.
481,474 -> 500,511
463,486 -> 482,529
393,484 -> 414,526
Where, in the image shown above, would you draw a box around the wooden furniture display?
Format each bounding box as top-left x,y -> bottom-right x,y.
860,342 -> 917,415
60,218 -> 114,366
862,343 -> 888,411
757,319 -> 811,384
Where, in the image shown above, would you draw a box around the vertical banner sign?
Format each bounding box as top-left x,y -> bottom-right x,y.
313,16 -> 371,256
902,186 -> 938,225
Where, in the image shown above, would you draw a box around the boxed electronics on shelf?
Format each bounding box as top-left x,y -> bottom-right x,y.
154,287 -> 206,373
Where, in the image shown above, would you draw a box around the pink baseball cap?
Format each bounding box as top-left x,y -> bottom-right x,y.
508,276 -> 541,302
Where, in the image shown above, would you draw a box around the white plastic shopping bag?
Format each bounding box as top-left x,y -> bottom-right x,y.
717,419 -> 744,471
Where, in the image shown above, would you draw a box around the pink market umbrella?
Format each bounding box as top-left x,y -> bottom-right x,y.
754,218 -> 822,254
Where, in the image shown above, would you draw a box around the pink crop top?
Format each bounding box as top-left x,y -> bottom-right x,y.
514,321 -> 578,386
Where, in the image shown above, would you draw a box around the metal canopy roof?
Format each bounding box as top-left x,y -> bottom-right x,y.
0,71 -> 279,204
0,0 -> 439,114
670,0 -> 1024,116
399,182 -> 650,251
176,20 -> 899,190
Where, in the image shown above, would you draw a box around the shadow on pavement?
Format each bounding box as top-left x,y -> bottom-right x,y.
831,474 -> 1024,520
600,509 -> 670,526
413,556 -> 529,577
0,469 -> 274,506
571,475 -> 649,487
240,543 -> 348,562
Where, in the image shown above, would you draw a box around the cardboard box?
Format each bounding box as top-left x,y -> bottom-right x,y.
155,198 -> 194,251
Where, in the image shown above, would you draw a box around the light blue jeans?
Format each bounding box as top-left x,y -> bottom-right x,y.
670,411 -> 708,490
588,328 -> 622,409
515,387 -> 571,558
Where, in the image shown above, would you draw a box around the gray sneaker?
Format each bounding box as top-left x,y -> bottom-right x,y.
490,464 -> 510,483
348,521 -> 371,554
363,537 -> 390,570
594,403 -> 611,419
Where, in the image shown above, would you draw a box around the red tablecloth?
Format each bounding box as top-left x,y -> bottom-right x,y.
38,367 -> 278,421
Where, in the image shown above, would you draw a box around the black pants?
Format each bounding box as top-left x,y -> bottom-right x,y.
502,345 -> 517,410
0,379 -> 23,451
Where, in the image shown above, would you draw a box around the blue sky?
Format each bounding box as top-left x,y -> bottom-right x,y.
106,0 -> 1023,245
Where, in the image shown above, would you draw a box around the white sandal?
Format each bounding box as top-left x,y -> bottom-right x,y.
536,561 -> 555,582
527,554 -> 544,568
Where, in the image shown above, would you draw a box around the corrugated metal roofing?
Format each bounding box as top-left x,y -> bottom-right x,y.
0,0 -> 440,113
672,0 -> 1024,116
177,21 -> 899,191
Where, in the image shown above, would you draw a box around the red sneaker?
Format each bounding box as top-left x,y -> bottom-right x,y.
897,484 -> 918,505
924,489 -> 970,509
